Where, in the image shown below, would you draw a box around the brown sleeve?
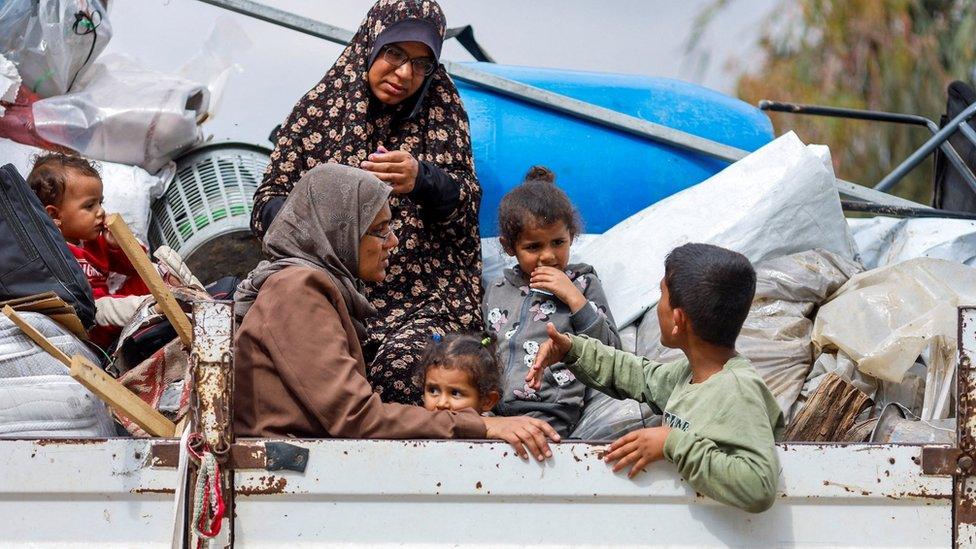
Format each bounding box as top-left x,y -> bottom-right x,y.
259,268 -> 487,439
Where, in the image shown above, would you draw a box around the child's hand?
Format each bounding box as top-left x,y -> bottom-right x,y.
101,218 -> 118,248
525,322 -> 573,390
603,426 -> 672,478
483,415 -> 561,461
530,266 -> 586,312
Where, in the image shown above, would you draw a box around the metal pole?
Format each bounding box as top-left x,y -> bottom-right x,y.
875,102 -> 976,192
761,99 -> 976,196
193,0 -> 928,210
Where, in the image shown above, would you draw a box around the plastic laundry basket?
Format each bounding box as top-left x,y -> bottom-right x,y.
148,142 -> 270,284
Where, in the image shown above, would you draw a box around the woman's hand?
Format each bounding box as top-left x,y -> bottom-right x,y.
603,426 -> 672,478
530,266 -> 587,312
526,323 -> 573,390
361,146 -> 419,194
483,415 -> 560,461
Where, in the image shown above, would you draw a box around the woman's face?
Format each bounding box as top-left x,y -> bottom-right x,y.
358,202 -> 398,282
367,41 -> 433,106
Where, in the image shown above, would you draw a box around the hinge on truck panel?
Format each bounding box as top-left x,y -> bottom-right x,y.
150,440 -> 309,472
953,307 -> 976,547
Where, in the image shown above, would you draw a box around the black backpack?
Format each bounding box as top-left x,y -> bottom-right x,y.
0,163 -> 96,328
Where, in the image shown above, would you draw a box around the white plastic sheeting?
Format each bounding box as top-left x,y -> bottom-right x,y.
0,137 -> 170,242
32,19 -> 249,173
812,258 -> 976,419
0,312 -> 115,438
576,132 -> 857,328
849,215 -> 976,268
0,53 -> 20,116
0,0 -> 112,99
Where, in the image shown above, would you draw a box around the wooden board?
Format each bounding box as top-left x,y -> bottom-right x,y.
784,372 -> 873,442
69,354 -> 176,437
2,306 -> 71,366
105,214 -> 193,347
0,292 -> 87,339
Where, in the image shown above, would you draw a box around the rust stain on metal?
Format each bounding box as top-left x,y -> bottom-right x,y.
132,487 -> 176,495
34,438 -> 108,446
475,481 -> 483,490
238,475 -> 288,496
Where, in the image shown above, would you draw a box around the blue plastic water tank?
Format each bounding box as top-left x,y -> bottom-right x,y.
455,63 -> 774,236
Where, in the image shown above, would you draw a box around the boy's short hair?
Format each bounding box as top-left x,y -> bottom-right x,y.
26,153 -> 101,207
664,243 -> 756,348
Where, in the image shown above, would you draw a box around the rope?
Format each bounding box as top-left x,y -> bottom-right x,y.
187,434 -> 226,545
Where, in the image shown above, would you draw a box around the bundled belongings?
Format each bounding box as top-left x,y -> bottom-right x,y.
0,310 -> 114,438
849,215 -> 976,269
0,0 -> 113,99
812,257 -> 976,421
30,21 -> 250,172
576,132 -> 857,328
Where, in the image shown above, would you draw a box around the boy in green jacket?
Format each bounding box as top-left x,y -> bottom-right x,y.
527,243 -> 784,513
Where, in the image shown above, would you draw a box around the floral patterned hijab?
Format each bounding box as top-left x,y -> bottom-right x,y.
250,0 -> 484,342
251,0 -> 476,234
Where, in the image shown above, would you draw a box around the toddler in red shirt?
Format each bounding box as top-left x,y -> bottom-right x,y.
27,153 -> 152,348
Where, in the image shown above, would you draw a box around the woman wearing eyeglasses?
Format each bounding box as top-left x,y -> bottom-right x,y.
235,164 -> 559,460
249,0 -> 484,407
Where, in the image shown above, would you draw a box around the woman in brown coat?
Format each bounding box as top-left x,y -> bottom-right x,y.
234,164 -> 558,460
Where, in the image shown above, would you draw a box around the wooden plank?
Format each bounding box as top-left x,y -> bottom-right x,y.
69,354 -> 176,437
105,214 -> 193,347
785,372 -> 873,442
2,306 -> 71,366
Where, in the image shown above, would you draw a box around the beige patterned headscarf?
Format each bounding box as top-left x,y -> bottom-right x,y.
235,164 -> 391,334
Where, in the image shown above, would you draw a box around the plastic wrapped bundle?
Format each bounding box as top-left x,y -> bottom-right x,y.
0,311 -> 115,438
0,0 -> 112,98
33,56 -> 208,173
569,388 -> 658,441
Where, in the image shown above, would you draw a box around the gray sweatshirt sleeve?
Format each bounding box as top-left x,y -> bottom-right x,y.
569,273 -> 620,349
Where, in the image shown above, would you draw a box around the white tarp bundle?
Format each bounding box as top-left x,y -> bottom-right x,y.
31,19 -> 250,173
0,137 -> 170,242
0,312 -> 115,438
576,132 -> 857,327
0,53 -> 20,116
812,258 -> 976,419
0,0 -> 113,99
849,216 -> 976,269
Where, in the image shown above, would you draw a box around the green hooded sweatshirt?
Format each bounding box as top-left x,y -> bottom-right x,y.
565,334 -> 785,513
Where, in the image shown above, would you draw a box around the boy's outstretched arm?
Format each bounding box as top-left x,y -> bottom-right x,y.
528,325 -> 679,408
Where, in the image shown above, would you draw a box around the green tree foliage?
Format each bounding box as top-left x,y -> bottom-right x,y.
698,0 -> 976,203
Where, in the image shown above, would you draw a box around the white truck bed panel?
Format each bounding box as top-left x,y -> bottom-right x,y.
0,439 -> 952,547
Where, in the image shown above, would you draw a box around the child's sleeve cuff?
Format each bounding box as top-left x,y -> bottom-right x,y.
564,334 -> 588,365
663,427 -> 689,463
569,301 -> 600,333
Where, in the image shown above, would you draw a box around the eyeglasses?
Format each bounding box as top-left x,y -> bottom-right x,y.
365,226 -> 396,242
381,45 -> 437,76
